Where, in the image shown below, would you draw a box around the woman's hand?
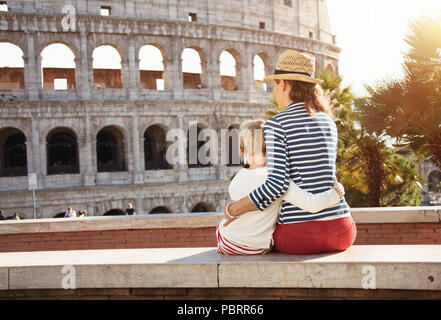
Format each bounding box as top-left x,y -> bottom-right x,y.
223,202 -> 237,227
333,179 -> 345,197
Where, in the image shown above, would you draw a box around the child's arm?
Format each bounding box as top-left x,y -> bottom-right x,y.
282,180 -> 344,213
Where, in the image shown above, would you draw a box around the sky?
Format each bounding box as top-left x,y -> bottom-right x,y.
327,0 -> 441,96
2,0 -> 441,96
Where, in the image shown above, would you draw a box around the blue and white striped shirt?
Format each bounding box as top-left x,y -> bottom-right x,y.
248,102 -> 351,224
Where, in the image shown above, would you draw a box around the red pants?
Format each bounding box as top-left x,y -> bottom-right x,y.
273,216 -> 357,255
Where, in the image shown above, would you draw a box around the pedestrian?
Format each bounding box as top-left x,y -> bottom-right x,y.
64,207 -> 77,218
125,203 -> 136,215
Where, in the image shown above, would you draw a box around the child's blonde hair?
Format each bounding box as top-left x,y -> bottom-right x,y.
239,119 -> 266,163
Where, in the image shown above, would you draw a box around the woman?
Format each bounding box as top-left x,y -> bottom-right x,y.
217,119 -> 345,255
224,50 -> 356,254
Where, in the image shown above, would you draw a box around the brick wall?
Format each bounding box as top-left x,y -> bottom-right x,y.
355,223 -> 441,245
1,222 -> 440,253
2,287 -> 441,300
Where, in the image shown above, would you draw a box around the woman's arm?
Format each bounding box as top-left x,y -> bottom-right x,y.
248,118 -> 290,211
224,119 -> 289,226
283,180 -> 344,213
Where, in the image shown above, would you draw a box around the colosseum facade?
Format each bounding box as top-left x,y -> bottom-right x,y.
0,0 -> 341,218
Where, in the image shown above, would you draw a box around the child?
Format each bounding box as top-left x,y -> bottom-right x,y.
217,119 -> 345,255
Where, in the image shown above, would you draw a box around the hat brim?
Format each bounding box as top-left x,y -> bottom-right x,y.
264,73 -> 323,84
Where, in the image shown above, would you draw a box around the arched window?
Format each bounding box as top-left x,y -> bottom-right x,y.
92,45 -> 123,89
144,125 -> 171,170
0,128 -> 27,177
220,50 -> 237,90
139,45 -> 165,90
428,170 -> 441,192
0,42 -> 25,90
191,202 -> 214,213
253,54 -> 266,91
182,48 -> 202,89
149,206 -> 172,214
41,43 -> 76,90
96,126 -> 126,172
103,209 -> 125,216
187,123 -> 212,168
46,128 -> 79,175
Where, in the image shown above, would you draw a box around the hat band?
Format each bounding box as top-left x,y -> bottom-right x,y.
274,69 -> 312,77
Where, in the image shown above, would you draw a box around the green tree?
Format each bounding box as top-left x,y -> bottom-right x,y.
358,15 -> 441,170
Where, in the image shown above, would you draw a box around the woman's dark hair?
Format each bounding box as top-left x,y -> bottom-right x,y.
275,79 -> 331,116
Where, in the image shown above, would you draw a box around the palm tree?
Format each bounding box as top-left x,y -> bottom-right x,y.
358,15 -> 441,170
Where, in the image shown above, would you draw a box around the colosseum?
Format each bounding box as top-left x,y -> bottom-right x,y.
0,0 -> 343,218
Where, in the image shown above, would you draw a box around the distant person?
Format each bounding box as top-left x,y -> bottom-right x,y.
13,212 -> 21,220
125,203 -> 136,215
64,207 -> 77,218
78,210 -> 87,217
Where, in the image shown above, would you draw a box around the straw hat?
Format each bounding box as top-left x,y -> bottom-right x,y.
264,50 -> 322,84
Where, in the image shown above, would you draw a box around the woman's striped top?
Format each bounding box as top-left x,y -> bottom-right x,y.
248,102 -> 351,224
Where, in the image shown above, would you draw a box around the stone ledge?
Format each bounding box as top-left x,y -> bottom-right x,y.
0,207 -> 440,235
0,245 -> 441,291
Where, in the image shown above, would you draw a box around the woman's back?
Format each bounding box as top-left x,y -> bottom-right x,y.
268,102 -> 351,224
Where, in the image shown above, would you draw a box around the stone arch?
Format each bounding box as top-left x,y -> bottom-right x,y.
53,212 -> 66,218
92,44 -> 123,89
96,125 -> 127,172
38,38 -> 79,59
0,42 -> 25,90
219,50 -> 238,90
215,44 -> 245,88
144,124 -> 171,170
139,43 -> 166,90
0,37 -> 27,54
103,208 -> 125,216
253,52 -> 268,91
181,46 -> 205,89
46,127 -> 79,175
0,127 -> 27,177
190,201 -> 215,213
40,42 -> 76,90
148,206 -> 172,214
428,170 -> 441,192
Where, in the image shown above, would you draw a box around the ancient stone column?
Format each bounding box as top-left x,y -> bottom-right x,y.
30,117 -> 42,184
86,202 -> 95,216
135,197 -> 143,215
132,116 -> 144,184
24,32 -> 40,101
165,37 -> 183,96
176,114 -> 188,182
24,140 -> 34,176
78,30 -> 91,100
241,44 -> 254,94
83,115 -> 95,186
127,38 -> 138,100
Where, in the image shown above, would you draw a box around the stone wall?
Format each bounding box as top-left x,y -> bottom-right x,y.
4,0 -> 334,41
1,207 -> 440,252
